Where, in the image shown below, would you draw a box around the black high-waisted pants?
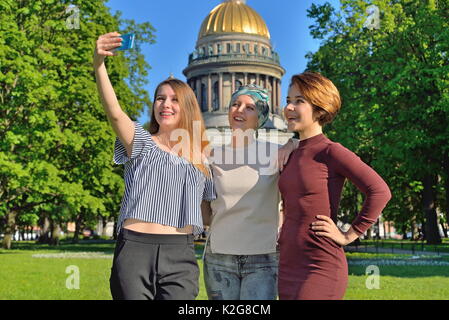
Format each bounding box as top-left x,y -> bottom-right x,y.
110,228 -> 199,300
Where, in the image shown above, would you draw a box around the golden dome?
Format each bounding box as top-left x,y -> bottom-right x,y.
199,0 -> 270,39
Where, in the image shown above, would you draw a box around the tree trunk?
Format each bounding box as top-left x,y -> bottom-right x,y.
2,211 -> 17,249
113,219 -> 117,240
375,219 -> 380,239
49,220 -> 60,246
402,225 -> 408,240
101,216 -> 108,237
441,222 -> 448,238
422,174 -> 442,244
72,214 -> 83,244
366,228 -> 372,240
421,220 -> 426,241
444,153 -> 449,239
37,217 -> 51,244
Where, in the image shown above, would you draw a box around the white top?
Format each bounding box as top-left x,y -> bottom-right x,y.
208,139 -> 281,255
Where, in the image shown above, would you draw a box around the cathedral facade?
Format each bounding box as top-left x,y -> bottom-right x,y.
183,0 -> 290,143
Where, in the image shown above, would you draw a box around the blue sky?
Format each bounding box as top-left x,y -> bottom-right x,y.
104,0 -> 340,124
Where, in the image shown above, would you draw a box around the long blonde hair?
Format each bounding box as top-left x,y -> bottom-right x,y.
149,78 -> 211,176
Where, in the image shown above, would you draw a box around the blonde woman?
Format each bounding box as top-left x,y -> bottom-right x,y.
94,32 -> 215,300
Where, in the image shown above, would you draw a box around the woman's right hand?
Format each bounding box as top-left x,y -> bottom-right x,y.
93,31 -> 122,67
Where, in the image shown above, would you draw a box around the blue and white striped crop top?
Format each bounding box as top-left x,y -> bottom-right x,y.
113,122 -> 216,235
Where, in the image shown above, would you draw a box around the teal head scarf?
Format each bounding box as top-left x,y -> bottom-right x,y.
229,84 -> 270,129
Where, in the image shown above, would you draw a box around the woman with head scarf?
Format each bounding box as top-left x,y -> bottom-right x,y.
201,84 -> 297,300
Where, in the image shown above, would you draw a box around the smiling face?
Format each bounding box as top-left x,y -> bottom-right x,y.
228,94 -> 259,131
153,84 -> 182,131
284,84 -> 321,133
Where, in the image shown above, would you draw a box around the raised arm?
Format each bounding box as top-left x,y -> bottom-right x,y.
94,31 -> 134,157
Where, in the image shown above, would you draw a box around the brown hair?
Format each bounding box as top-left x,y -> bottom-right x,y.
148,78 -> 210,177
290,72 -> 341,126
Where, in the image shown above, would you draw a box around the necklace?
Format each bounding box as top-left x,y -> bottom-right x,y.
153,135 -> 173,152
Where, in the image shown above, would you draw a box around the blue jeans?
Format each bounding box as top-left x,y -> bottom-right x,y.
203,245 -> 279,300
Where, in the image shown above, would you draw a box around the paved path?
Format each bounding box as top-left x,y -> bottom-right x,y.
344,245 -> 449,256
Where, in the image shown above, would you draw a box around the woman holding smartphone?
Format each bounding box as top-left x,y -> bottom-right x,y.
278,72 -> 391,300
94,32 -> 215,300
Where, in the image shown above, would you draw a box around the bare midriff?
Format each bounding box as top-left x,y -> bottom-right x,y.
123,218 -> 193,235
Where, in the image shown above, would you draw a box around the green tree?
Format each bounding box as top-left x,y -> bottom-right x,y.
0,0 -> 155,249
306,0 -> 449,244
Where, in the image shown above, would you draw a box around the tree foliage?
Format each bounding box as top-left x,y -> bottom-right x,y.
0,0 -> 155,248
306,0 -> 449,243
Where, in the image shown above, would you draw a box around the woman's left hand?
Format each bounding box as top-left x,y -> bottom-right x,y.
311,215 -> 349,246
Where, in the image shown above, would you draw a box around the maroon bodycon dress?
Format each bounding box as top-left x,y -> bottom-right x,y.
278,134 -> 391,300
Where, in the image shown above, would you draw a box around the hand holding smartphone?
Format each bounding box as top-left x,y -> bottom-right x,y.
115,33 -> 135,51
94,32 -> 135,66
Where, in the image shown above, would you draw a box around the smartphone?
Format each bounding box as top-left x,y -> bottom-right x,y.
116,33 -> 135,51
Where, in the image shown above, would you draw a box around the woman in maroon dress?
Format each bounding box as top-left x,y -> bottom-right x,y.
278,72 -> 391,300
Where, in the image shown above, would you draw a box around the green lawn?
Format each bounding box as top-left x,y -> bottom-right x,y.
1,241 -> 449,300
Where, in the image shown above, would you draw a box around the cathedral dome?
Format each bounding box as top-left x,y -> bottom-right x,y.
198,0 -> 270,40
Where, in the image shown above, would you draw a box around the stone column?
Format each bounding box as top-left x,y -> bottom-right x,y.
256,73 -> 260,86
244,72 -> 248,85
192,78 -> 198,99
231,73 -> 235,94
272,77 -> 276,113
193,77 -> 198,101
277,79 -> 281,111
272,78 -> 275,109
207,74 -> 212,112
219,72 -> 223,111
197,77 -> 202,110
